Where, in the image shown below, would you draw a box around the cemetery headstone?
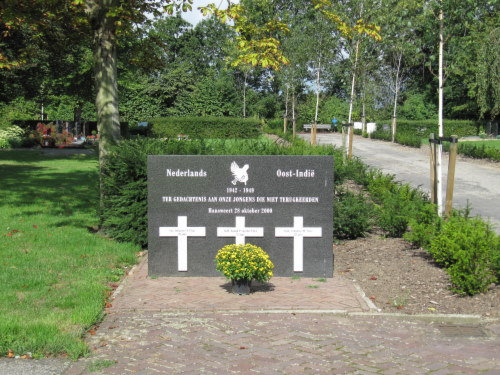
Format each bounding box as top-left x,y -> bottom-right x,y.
366,122 -> 377,134
148,155 -> 334,277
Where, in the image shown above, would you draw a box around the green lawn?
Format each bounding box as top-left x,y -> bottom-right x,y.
459,139 -> 500,149
422,138 -> 500,149
0,150 -> 139,359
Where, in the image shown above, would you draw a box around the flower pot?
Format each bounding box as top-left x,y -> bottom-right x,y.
231,278 -> 252,295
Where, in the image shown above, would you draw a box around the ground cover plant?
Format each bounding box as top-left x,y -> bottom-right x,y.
0,150 -> 139,359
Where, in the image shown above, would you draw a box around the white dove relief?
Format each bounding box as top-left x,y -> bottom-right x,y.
231,161 -> 249,185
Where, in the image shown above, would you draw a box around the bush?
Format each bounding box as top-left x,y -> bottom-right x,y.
403,203 -> 441,249
149,116 -> 261,139
443,142 -> 500,161
367,173 -> 430,237
0,126 -> 25,149
395,131 -> 422,148
333,190 -> 373,240
376,196 -> 412,237
370,127 -> 422,148
370,129 -> 392,142
334,156 -> 370,187
428,216 -> 499,295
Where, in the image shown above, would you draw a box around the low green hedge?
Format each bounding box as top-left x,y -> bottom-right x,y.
370,119 -> 486,149
427,215 -> 499,295
369,129 -> 422,148
149,116 -> 262,139
378,119 -> 483,138
442,142 -> 500,161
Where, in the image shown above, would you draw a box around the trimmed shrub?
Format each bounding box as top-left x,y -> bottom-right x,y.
370,129 -> 392,142
442,142 -> 500,161
334,156 -> 370,187
395,131 -> 422,148
404,203 -> 441,249
379,119 -> 483,138
366,172 -> 430,237
333,189 -> 373,240
376,195 -> 412,237
370,128 -> 421,148
149,116 -> 261,139
428,216 -> 499,295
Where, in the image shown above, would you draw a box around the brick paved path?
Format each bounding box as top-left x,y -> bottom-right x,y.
63,257 -> 500,375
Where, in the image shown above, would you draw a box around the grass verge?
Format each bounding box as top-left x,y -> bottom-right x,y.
0,150 -> 139,359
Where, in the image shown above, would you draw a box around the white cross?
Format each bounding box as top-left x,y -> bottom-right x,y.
275,216 -> 322,272
159,216 -> 206,272
217,216 -> 264,245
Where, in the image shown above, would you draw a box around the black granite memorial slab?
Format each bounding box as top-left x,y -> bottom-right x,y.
148,155 -> 333,277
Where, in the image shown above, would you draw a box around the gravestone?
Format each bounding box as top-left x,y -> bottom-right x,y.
367,122 -> 377,134
148,155 -> 333,277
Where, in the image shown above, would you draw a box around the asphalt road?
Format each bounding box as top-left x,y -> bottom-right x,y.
300,132 -> 500,233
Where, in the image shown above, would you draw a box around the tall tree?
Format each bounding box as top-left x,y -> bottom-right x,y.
315,0 -> 381,156
379,0 -> 423,142
421,0 -> 493,214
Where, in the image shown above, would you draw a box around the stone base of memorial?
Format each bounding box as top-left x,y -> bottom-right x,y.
231,278 -> 252,295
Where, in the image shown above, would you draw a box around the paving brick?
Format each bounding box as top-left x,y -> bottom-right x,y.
62,257 -> 500,375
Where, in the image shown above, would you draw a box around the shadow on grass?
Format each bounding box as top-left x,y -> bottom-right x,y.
0,152 -> 100,225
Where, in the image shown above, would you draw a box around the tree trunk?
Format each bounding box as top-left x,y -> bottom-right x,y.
87,0 -> 121,165
361,91 -> 366,134
437,7 -> 444,216
283,85 -> 289,133
312,58 -> 321,146
391,52 -> 402,143
361,69 -> 366,134
347,39 -> 360,159
243,71 -> 247,118
86,0 -> 121,218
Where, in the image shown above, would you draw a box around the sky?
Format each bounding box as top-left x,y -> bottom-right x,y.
182,0 -> 231,25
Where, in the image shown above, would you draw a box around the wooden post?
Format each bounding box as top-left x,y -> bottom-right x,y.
341,123 -> 347,150
429,133 -> 437,204
445,135 -> 458,217
347,123 -> 354,159
311,123 -> 317,146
